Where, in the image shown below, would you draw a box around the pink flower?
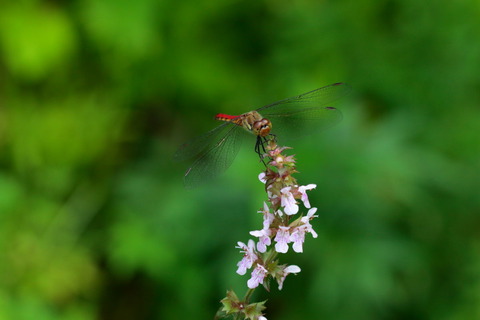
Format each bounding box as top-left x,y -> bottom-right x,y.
270,154 -> 285,167
258,172 -> 267,184
298,184 -> 316,208
257,202 -> 269,215
267,146 -> 289,158
247,264 -> 268,289
278,265 -> 301,290
250,225 -> 272,253
250,229 -> 272,253
274,226 -> 291,253
289,208 -> 319,252
301,207 -> 319,238
258,203 -> 275,229
236,240 -> 258,275
280,186 -> 298,215
250,203 -> 275,252
289,227 -> 306,253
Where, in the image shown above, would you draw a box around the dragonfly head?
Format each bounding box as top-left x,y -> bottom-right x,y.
253,118 -> 272,137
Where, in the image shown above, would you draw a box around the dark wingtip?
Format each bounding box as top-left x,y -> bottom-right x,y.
325,107 -> 337,110
332,82 -> 352,95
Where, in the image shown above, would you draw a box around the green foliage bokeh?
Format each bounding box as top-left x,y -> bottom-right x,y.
1,0 -> 480,319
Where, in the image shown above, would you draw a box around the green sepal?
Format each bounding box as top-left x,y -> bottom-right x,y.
220,290 -> 242,314
243,300 -> 267,320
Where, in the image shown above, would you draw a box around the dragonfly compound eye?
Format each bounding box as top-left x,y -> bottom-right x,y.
253,119 -> 271,137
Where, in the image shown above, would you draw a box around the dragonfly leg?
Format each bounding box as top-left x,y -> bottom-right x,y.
255,136 -> 268,167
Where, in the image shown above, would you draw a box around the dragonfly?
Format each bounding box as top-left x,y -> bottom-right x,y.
175,82 -> 349,188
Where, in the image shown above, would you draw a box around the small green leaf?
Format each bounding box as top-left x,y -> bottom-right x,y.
220,290 -> 242,314
262,278 -> 271,292
243,300 -> 267,320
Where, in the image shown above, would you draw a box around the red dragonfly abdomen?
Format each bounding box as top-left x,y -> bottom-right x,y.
215,113 -> 239,121
215,113 -> 245,128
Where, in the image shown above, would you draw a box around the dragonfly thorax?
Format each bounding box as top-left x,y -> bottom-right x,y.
239,111 -> 272,137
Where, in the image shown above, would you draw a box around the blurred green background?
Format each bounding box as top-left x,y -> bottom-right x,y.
1,0 -> 480,319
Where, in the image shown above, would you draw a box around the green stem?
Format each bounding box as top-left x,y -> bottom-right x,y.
244,288 -> 255,304
265,248 -> 278,265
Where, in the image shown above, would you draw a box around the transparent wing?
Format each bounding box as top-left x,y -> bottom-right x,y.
174,122 -> 233,162
266,107 -> 342,142
256,83 -> 349,141
181,125 -> 251,188
257,82 -> 350,115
